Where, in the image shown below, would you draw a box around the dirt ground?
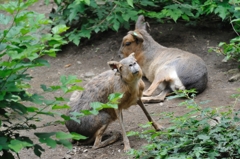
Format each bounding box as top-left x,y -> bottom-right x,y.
16,2 -> 240,159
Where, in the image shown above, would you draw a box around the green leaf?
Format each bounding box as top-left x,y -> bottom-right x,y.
26,106 -> 39,112
51,24 -> 69,34
0,137 -> 8,150
70,132 -> 87,140
108,93 -> 123,103
84,0 -> 90,5
52,104 -> 70,110
181,14 -> 189,21
197,134 -> 210,141
102,103 -> 118,109
41,84 -> 53,92
39,137 -> 57,148
214,5 -> 228,20
8,139 -> 33,153
35,132 -> 56,138
127,0 -> 134,8
9,102 -> 27,114
57,139 -> 72,149
0,13 -> 12,25
112,20 -> 120,31
56,132 -> 72,140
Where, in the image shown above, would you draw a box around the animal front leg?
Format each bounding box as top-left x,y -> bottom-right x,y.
115,109 -> 131,152
143,78 -> 166,97
137,100 -> 164,130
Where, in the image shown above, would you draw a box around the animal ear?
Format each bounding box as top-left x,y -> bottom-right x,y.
108,61 -> 122,72
135,15 -> 150,31
129,31 -> 143,42
129,52 -> 135,58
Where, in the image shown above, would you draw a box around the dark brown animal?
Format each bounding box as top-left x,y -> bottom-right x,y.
118,15 -> 208,103
65,53 -> 163,151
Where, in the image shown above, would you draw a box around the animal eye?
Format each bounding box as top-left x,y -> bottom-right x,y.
133,62 -> 136,65
125,42 -> 131,46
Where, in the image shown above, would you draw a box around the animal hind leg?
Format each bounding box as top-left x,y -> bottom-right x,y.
92,124 -> 120,149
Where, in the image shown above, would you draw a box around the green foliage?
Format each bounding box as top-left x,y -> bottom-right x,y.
0,0 -> 123,157
0,0 -> 81,158
50,0 -> 239,44
68,93 -> 123,122
49,0 -> 240,62
127,90 -> 240,159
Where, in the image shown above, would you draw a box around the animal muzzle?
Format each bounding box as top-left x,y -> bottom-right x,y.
118,50 -> 124,58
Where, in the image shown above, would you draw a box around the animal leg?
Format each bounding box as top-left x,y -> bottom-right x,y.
115,109 -> 131,152
92,124 -> 120,149
142,89 -> 170,103
143,78 -> 166,97
137,100 -> 164,130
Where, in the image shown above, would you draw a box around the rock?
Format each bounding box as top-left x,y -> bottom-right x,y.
77,61 -> 82,64
84,72 -> 95,78
209,117 -> 221,127
63,154 -> 72,159
227,68 -> 239,75
228,73 -> 240,82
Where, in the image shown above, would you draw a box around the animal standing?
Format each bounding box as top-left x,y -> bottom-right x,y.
118,15 -> 208,103
65,53 -> 163,151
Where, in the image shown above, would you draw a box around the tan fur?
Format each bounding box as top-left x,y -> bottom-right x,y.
65,53 -> 163,151
118,15 -> 208,103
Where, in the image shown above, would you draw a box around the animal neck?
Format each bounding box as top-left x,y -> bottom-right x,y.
122,78 -> 140,94
134,29 -> 166,69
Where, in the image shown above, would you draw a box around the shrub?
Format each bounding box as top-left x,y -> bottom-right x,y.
127,90 -> 240,159
0,0 -> 83,158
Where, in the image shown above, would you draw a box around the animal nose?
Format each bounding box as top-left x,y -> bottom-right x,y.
117,51 -> 123,58
132,70 -> 139,74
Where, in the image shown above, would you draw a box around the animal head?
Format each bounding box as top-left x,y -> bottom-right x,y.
108,53 -> 142,83
118,15 -> 149,58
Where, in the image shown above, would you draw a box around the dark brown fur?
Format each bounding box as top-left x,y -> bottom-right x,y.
65,53 -> 163,151
118,15 -> 208,103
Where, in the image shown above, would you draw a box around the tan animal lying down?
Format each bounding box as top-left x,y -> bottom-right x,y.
118,15 -> 208,103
